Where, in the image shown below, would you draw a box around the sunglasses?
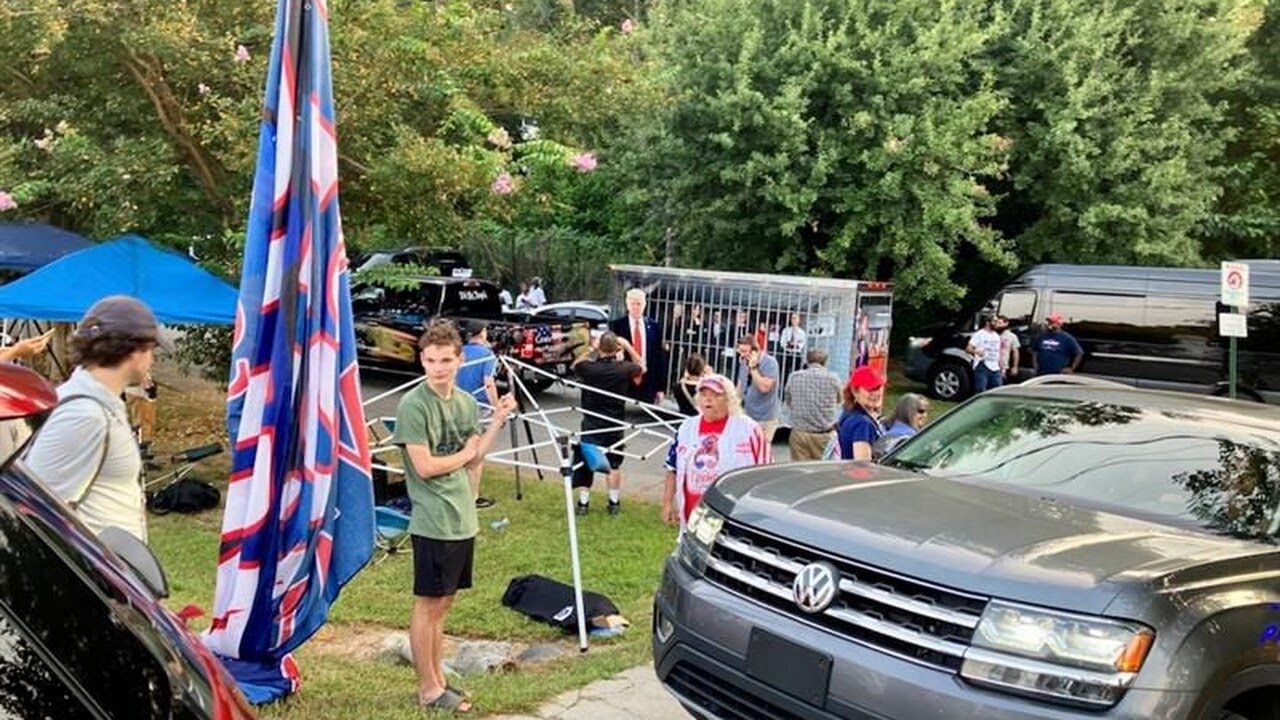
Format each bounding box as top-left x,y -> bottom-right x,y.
916,408 -> 930,415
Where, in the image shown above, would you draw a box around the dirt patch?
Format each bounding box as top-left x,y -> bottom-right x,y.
150,360 -> 233,486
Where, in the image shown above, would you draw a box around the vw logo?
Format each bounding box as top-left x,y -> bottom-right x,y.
792,562 -> 838,614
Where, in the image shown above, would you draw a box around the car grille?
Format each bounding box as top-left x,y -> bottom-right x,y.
667,661 -> 807,720
704,520 -> 989,671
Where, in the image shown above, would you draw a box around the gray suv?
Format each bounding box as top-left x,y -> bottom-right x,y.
654,380 -> 1280,719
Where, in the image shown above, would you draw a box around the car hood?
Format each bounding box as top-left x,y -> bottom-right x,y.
708,462 -> 1269,614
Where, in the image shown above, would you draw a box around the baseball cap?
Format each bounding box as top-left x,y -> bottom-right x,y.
462,319 -> 489,340
1046,313 -> 1065,325
848,365 -> 886,392
696,375 -> 731,394
75,295 -> 172,351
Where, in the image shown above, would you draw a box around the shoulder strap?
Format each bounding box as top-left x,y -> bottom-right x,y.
55,394 -> 115,509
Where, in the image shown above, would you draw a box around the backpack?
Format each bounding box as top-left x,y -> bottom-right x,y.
147,478 -> 221,515
501,574 -> 620,633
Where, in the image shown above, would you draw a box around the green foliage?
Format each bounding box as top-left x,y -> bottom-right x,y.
989,0 -> 1258,268
615,0 -> 1016,307
0,0 -> 657,297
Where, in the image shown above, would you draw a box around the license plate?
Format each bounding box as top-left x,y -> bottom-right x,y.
745,628 -> 832,706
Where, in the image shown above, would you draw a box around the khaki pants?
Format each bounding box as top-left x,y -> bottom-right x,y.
759,419 -> 779,446
789,429 -> 832,462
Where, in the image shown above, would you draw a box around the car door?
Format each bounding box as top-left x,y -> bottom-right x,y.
1142,283 -> 1219,390
1046,289 -> 1147,381
0,496 -> 189,720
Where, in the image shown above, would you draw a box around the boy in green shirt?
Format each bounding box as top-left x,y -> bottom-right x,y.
393,320 -> 516,713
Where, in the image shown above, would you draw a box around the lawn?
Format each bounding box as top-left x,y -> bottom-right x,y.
149,471 -> 675,719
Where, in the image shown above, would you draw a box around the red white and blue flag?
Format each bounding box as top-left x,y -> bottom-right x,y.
204,0 -> 373,703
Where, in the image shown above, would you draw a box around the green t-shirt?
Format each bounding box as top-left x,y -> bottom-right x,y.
392,383 -> 482,540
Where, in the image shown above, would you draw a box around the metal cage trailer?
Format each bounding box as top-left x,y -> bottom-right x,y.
609,265 -> 894,404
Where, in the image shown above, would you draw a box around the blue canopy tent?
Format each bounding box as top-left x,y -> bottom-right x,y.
0,234 -> 237,325
0,221 -> 94,273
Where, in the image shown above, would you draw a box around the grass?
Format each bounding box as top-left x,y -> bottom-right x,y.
149,470 -> 674,719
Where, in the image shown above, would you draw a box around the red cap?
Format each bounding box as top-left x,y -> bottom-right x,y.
1046,313 -> 1065,325
696,375 -> 731,394
848,365 -> 885,392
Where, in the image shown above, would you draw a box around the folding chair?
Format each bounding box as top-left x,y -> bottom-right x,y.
374,505 -> 412,565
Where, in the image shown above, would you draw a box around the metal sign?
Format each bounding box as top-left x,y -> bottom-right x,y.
1219,313 -> 1248,338
1221,261 -> 1250,307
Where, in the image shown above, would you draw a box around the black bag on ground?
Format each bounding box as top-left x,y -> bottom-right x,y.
147,478 -> 221,515
501,574 -> 619,633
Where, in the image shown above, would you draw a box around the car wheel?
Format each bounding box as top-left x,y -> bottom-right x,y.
522,376 -> 555,394
1221,692 -> 1280,720
927,360 -> 971,401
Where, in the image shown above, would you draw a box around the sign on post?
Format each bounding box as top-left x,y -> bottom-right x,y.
1221,261 -> 1250,308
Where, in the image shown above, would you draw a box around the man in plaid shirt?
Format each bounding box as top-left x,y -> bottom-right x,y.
783,348 -> 844,461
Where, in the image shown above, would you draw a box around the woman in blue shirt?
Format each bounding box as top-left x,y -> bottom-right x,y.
883,393 -> 929,439
837,366 -> 886,460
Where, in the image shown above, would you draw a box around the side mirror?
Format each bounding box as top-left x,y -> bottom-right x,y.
873,434 -> 911,462
98,526 -> 169,599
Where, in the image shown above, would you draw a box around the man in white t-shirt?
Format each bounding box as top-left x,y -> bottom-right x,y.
966,314 -> 1004,394
527,277 -> 547,307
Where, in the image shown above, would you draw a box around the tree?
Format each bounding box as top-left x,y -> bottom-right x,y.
0,0 -> 657,297
1202,0 -> 1280,260
614,0 -> 1015,308
988,0 -> 1258,268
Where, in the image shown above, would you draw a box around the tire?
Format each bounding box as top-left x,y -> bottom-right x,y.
522,375 -> 555,394
927,360 -> 971,401
1221,690 -> 1280,720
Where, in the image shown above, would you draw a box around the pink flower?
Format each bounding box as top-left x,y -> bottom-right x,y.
234,45 -> 251,63
198,83 -> 211,96
620,18 -> 635,34
569,152 -> 598,173
0,192 -> 17,213
491,172 -> 516,195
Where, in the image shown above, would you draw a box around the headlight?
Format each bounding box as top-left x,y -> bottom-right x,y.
961,601 -> 1154,708
677,503 -> 724,576
908,336 -> 931,349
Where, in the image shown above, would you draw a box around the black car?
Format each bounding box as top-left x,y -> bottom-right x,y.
907,263 -> 1280,402
354,246 -> 472,279
0,364 -> 255,720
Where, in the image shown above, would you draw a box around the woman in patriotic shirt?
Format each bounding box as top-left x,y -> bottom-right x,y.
661,374 -> 772,528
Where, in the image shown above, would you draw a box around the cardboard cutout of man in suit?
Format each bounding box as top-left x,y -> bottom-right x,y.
608,288 -> 667,404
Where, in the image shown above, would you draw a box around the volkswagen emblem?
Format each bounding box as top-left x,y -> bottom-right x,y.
792,562 -> 838,614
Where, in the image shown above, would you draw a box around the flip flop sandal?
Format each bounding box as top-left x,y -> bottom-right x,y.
447,684 -> 469,699
421,688 -> 473,714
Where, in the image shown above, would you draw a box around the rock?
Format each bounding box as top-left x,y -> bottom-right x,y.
448,640 -> 518,675
515,643 -> 565,665
378,632 -> 413,666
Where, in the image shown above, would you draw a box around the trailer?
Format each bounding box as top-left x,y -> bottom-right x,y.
609,265 -> 894,405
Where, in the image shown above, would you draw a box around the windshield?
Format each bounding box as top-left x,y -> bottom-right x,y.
889,396 -> 1280,540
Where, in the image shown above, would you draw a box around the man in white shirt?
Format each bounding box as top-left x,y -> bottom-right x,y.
966,314 -> 1004,394
778,313 -> 807,354
527,277 -> 547,307
26,296 -> 170,542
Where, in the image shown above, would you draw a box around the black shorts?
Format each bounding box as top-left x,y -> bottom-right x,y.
412,535 -> 475,597
572,433 -> 624,488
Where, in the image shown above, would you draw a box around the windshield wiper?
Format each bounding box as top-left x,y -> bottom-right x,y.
883,457 -> 931,471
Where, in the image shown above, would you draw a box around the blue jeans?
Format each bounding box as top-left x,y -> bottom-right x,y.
973,366 -> 1003,393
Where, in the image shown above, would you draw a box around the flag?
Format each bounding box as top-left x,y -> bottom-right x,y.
204,0 -> 373,703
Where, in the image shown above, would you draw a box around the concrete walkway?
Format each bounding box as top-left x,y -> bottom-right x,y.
490,664 -> 687,719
